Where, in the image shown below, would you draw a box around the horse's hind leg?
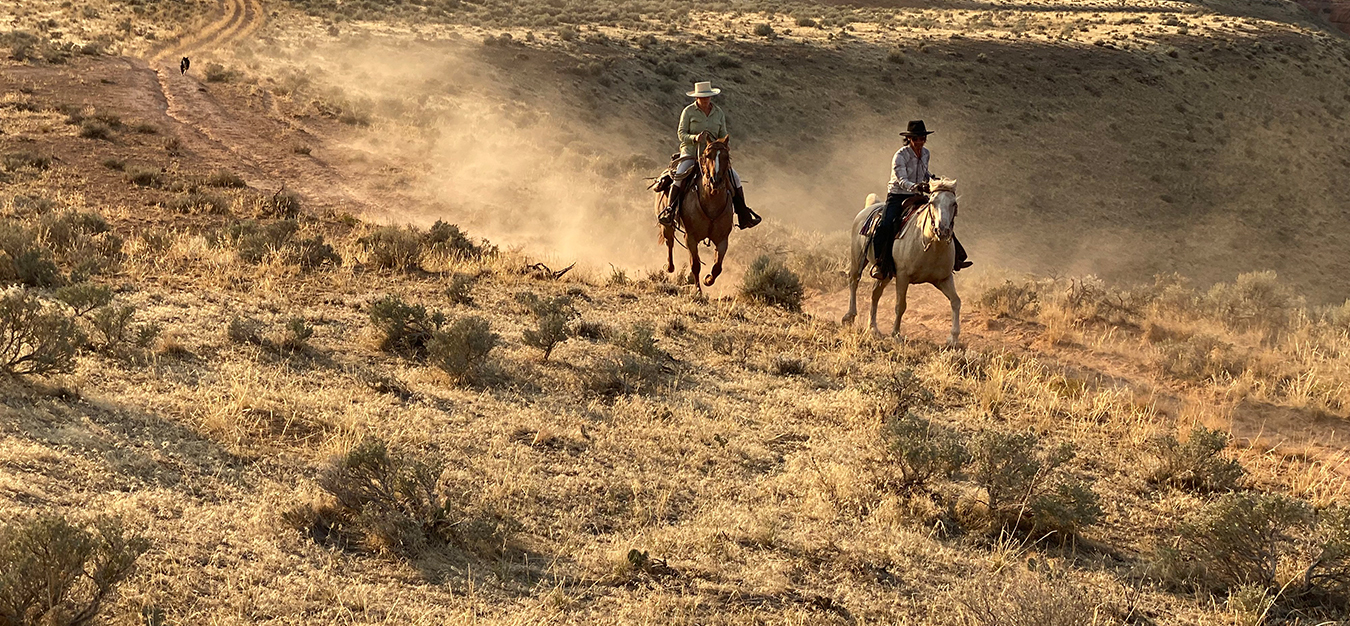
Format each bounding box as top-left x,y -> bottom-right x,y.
842,244 -> 862,325
703,237 -> 728,287
935,275 -> 961,347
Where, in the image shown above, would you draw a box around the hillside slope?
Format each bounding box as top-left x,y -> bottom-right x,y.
1,0 -> 1350,624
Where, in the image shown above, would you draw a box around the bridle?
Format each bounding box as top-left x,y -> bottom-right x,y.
699,141 -> 732,196
919,190 -> 957,251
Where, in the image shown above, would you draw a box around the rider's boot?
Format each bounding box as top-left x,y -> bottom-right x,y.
953,235 -> 972,271
732,186 -> 761,229
659,181 -> 683,226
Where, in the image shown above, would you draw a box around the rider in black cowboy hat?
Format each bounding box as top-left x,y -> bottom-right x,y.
872,120 -> 972,279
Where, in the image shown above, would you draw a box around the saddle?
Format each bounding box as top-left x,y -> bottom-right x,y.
861,195 -> 929,240
649,154 -> 699,197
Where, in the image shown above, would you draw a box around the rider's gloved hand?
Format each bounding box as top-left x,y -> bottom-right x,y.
917,182 -> 931,194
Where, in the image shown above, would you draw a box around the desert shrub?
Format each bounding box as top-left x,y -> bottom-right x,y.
281,318 -> 313,351
0,515 -> 148,626
0,220 -> 63,287
957,569 -> 1106,626
587,353 -> 663,397
752,23 -> 775,37
0,289 -> 82,376
124,167 -> 163,188
517,292 -> 576,360
1206,271 -> 1302,336
427,316 -> 497,381
612,323 -> 661,359
359,226 -> 422,271
445,273 -> 476,305
424,220 -> 486,260
369,294 -> 444,357
1045,276 -> 1147,327
795,17 -> 818,27
771,354 -> 808,376
227,315 -> 266,346
979,280 -> 1039,318
3,151 -> 51,171
313,438 -> 455,557
264,188 -> 302,218
557,25 -> 578,41
968,430 -> 1101,535
1150,425 -> 1245,492
204,62 -> 232,82
100,158 -> 124,171
1160,492 -> 1314,592
204,169 -> 247,188
165,191 -> 229,215
132,123 -> 158,134
288,235 -> 342,269
216,220 -> 299,263
55,283 -> 112,317
739,255 -> 803,312
90,304 -> 134,351
78,119 -> 113,140
1156,334 -> 1246,382
882,411 -> 970,490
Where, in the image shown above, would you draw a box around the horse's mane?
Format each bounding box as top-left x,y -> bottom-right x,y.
930,178 -> 957,193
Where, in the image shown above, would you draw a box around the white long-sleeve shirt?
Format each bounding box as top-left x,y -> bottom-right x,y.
888,145 -> 935,195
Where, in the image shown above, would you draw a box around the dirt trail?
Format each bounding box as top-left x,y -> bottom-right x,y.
130,0 -> 384,216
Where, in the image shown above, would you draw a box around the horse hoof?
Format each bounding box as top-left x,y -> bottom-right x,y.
947,335 -> 961,348
841,314 -> 856,325
704,275 -> 716,287
666,264 -> 674,273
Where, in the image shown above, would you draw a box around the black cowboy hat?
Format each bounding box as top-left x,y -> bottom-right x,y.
900,120 -> 935,137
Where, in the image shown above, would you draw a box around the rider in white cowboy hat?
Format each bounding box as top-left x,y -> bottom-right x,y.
658,81 -> 761,229
872,120 -> 971,278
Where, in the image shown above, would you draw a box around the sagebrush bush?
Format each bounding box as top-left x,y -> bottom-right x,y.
1206,271 -> 1302,336
313,438 -> 454,557
2,151 -> 51,171
424,220 -> 486,260
882,411 -> 970,490
0,220 -> 63,287
227,316 -> 266,346
0,289 -> 82,375
0,515 -> 148,626
1150,425 -> 1245,492
1160,492 -> 1314,592
55,283 -> 112,317
517,292 -> 576,360
369,294 -> 445,357
359,226 -> 423,271
612,323 -> 661,359
968,430 -> 1101,535
427,316 -> 497,380
205,169 -> 247,188
587,353 -> 663,397
281,318 -> 314,352
288,236 -> 342,269
165,192 -> 230,215
1155,334 -> 1246,382
124,167 -> 163,188
445,273 -> 476,305
215,220 -> 299,263
78,119 -> 113,140
739,255 -> 803,312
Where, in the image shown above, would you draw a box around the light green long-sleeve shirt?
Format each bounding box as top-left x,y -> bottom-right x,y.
678,103 -> 728,157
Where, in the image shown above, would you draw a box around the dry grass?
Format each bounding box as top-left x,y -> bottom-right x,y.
2,0 -> 1350,623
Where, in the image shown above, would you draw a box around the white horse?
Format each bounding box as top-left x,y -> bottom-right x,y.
842,179 -> 961,346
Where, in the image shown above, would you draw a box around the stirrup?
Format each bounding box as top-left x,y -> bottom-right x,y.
658,206 -> 677,226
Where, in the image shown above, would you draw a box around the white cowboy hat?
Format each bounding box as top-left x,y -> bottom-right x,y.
686,81 -> 721,97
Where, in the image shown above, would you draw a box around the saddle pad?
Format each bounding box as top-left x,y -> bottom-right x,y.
860,205 -> 885,237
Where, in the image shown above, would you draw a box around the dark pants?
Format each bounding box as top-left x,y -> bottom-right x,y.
873,192 -> 968,276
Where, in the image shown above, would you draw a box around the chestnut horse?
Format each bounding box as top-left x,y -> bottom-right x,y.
658,137 -> 734,292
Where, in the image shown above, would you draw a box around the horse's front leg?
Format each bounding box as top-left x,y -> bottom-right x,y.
685,234 -> 703,292
663,225 -> 676,273
868,277 -> 890,335
892,279 -> 910,338
703,236 -> 728,287
936,275 -> 961,347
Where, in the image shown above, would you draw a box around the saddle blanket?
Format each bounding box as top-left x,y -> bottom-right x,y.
860,205 -> 885,237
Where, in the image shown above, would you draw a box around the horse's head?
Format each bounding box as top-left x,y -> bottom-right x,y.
700,136 -> 731,189
926,178 -> 958,243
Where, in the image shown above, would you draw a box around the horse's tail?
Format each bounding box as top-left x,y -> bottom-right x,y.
864,193 -> 878,208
